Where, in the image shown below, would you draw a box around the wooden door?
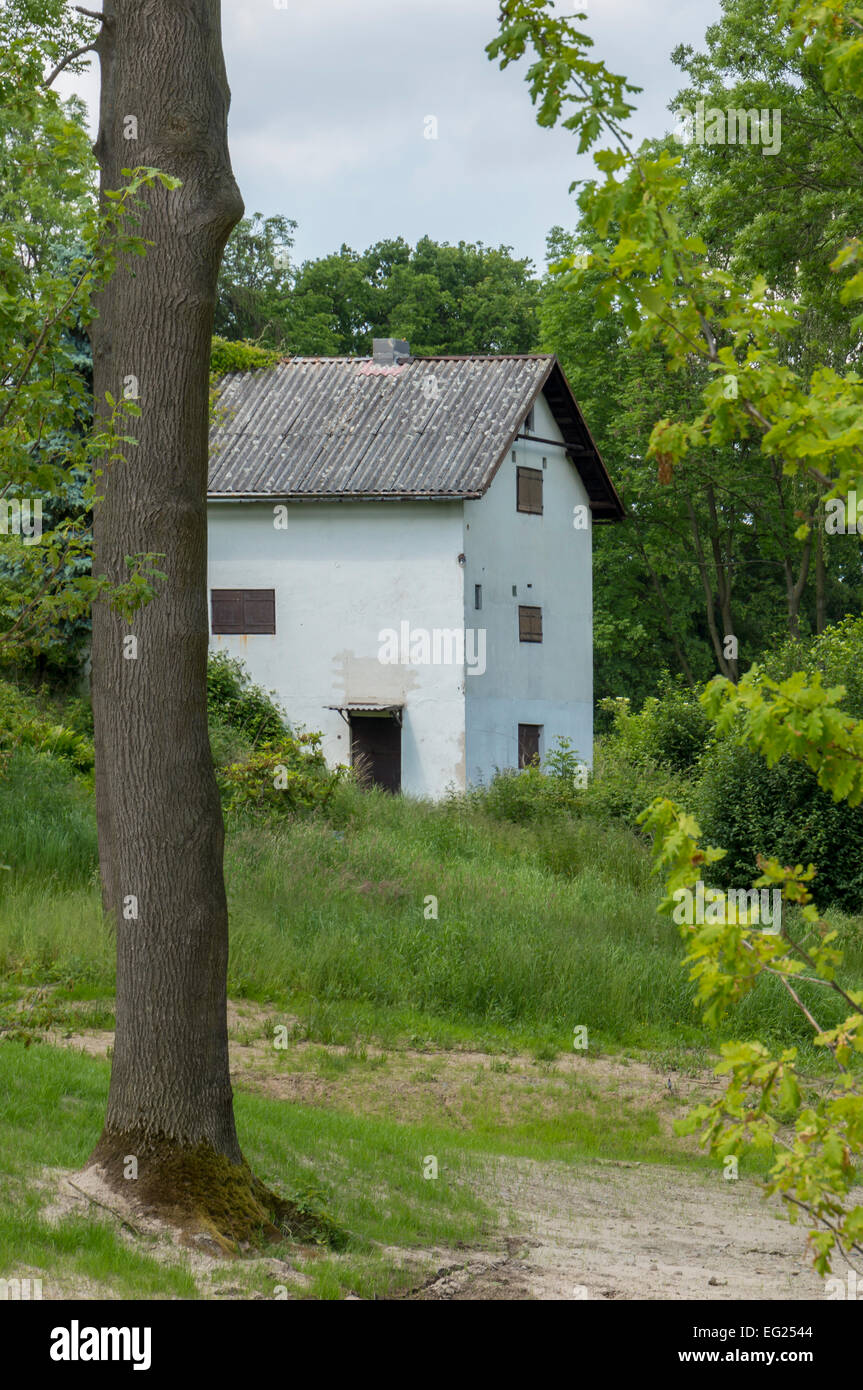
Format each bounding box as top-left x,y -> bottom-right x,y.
350,716 -> 401,793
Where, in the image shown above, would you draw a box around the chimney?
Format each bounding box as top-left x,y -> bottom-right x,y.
372,338 -> 410,366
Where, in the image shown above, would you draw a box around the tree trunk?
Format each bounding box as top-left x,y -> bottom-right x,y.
815,510 -> 827,635
87,0 -> 247,1198
704,482 -> 738,681
631,528 -> 696,687
684,496 -> 735,680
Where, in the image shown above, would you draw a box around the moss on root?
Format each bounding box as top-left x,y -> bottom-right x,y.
87,1133 -> 346,1252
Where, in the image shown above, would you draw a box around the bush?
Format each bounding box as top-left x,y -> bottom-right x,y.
0,679 -> 93,772
222,731 -> 348,818
695,737 -> 863,912
578,737 -> 693,828
210,337 -> 280,375
469,764 -> 581,824
758,616 -> 863,719
206,651 -> 286,747
208,714 -> 254,775
598,676 -> 711,775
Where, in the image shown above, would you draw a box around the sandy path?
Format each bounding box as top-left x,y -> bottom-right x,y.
30,999 -> 847,1301
406,1157 -> 827,1300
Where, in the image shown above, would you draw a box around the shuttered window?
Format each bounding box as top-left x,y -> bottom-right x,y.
518,724 -> 542,768
517,466 -> 543,515
211,589 -> 275,635
518,605 -> 543,643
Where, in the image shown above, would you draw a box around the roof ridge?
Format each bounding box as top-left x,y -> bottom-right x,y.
269,353 -> 556,365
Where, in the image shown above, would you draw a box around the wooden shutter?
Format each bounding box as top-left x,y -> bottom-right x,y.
211,589 -> 275,635
241,589 -> 276,634
518,605 -> 543,643
211,590 -> 244,634
517,466 -> 543,515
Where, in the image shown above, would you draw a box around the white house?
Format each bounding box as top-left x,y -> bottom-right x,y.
207,339 -> 623,797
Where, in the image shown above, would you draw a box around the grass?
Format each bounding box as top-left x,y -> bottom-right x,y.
1,740 -> 854,1297
0,1040 -> 492,1300
2,748 -> 863,1065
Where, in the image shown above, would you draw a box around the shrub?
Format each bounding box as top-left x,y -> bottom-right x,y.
598,676 -> 711,775
206,651 -> 286,746
208,714 -> 254,775
222,731 -> 348,818
210,337 -> 280,375
695,736 -> 863,912
469,763 -> 581,824
578,737 -> 693,828
758,616 -> 863,719
0,679 -> 93,772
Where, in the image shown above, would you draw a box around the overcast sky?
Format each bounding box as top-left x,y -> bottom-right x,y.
58,0 -> 724,273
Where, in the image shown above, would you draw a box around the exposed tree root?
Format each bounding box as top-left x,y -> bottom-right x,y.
86,1133 -> 345,1253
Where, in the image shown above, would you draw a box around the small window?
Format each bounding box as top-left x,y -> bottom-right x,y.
518,605 -> 542,643
474,583 -> 482,611
518,724 -> 542,768
211,589 -> 275,635
517,466 -> 543,515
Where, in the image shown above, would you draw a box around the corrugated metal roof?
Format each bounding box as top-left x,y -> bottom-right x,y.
208,354 -> 624,518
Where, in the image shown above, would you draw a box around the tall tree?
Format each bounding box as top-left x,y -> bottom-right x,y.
214,229 -> 542,356
214,211 -> 296,343
84,0 -> 273,1231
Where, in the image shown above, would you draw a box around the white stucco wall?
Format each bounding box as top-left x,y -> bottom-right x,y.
206,500 -> 467,798
461,389 -> 593,783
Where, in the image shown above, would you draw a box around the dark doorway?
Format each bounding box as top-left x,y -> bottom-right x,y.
518,723 -> 542,769
350,715 -> 401,793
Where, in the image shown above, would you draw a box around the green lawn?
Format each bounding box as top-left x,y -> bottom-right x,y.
2,747 -> 862,1062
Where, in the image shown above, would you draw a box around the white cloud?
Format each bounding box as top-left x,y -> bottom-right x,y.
56,0 -> 723,268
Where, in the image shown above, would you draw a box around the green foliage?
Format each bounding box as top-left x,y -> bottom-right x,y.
0,9 -> 172,663
697,739 -> 863,911
468,763 -> 580,824
210,336 -> 280,376
600,680 -> 711,775
0,679 -> 93,771
640,796 -> 863,1274
214,213 -> 297,343
215,228 -> 542,357
221,732 -> 347,819
759,616 -> 863,719
493,0 -> 863,1275
531,0 -> 863,707
539,734 -> 581,780
0,745 -> 97,892
206,651 -> 287,747
704,666 -> 863,807
579,736 -> 692,830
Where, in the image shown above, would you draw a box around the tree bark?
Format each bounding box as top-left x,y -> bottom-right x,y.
684,496 -> 736,680
631,527 -> 696,686
88,1 -> 245,1175
704,482 -> 738,681
815,510 -> 827,635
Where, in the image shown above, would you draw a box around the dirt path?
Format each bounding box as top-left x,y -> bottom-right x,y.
403,1157 -> 824,1300
33,998 -> 840,1301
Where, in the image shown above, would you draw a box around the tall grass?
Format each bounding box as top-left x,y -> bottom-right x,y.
1,748 -> 862,1055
